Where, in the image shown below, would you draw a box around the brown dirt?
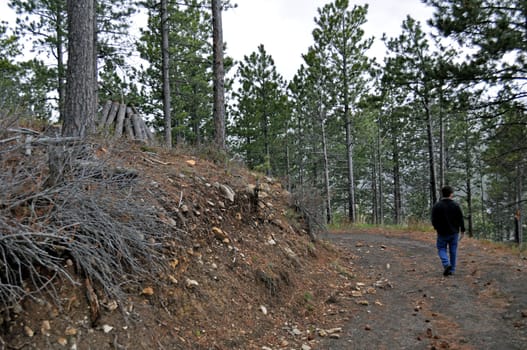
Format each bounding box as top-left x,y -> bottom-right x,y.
2,142 -> 527,350
319,229 -> 527,350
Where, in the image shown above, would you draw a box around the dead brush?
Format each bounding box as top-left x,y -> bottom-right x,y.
0,126 -> 177,324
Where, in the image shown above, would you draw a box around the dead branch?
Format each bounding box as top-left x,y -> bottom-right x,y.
0,130 -> 179,314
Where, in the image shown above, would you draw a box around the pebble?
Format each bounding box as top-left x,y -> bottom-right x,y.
65,326 -> 77,336
24,325 -> 34,337
41,320 -> 51,336
260,305 -> 268,315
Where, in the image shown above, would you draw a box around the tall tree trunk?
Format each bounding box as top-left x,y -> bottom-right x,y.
377,117 -> 384,225
161,0 -> 172,149
320,109 -> 332,224
464,117 -> 474,237
423,100 -> 438,204
341,32 -> 356,223
438,85 -> 445,189
93,0 -> 98,109
372,161 -> 378,225
263,111 -> 270,176
297,115 -> 305,194
478,157 -> 486,239
212,0 -> 226,150
344,105 -> 356,223
345,114 -> 356,223
285,142 -> 291,192
56,7 -> 66,124
191,87 -> 201,145
466,177 -> 473,237
392,132 -> 402,225
63,0 -> 96,137
515,166 -> 523,245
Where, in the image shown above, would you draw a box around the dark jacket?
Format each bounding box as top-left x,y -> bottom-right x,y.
431,198 -> 466,236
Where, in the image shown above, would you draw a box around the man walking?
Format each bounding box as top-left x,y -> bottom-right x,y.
431,186 -> 466,276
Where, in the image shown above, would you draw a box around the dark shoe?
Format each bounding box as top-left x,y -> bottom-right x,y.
443,265 -> 452,276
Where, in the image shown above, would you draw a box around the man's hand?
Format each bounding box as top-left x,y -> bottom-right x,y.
459,232 -> 465,241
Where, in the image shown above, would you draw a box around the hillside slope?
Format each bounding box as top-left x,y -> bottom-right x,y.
0,136 -> 357,350
4,133 -> 525,350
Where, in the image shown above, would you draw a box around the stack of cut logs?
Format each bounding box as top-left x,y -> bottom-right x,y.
98,101 -> 155,144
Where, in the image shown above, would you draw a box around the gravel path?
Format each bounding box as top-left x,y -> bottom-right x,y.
318,230 -> 527,350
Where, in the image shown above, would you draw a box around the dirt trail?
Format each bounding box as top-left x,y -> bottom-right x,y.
318,230 -> 527,350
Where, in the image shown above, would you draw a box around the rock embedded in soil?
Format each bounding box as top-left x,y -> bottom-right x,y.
24,325 -> 34,337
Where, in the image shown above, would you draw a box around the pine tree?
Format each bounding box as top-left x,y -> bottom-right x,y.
310,0 -> 373,222
137,0 -> 213,145
424,0 -> 526,109
383,16 -> 440,207
230,44 -> 288,176
9,0 -> 67,121
0,23 -> 24,114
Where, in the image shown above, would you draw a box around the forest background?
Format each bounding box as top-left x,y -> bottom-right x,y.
1,0 -> 526,246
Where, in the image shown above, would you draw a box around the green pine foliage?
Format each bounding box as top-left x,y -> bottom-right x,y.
1,0 -> 525,242
229,44 -> 289,176
137,0 -> 215,145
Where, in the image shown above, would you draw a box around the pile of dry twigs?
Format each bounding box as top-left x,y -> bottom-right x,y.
0,116 -> 174,318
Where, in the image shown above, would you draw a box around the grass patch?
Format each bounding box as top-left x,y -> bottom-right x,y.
327,221 -> 434,234
479,239 -> 527,254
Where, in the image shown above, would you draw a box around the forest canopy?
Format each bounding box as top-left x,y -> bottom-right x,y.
1,0 -> 525,244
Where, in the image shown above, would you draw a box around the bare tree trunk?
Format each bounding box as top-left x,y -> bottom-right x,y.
515,166 -> 523,245
341,40 -> 356,223
392,133 -> 402,225
467,177 -> 473,237
212,0 -> 226,150
377,117 -> 384,225
423,100 -> 438,204
161,0 -> 172,149
285,142 -> 291,192
265,120 -> 271,177
262,105 -> 270,176
56,5 -> 66,124
464,118 -> 474,237
191,94 -> 201,145
93,0 -> 98,114
320,109 -> 332,224
62,0 -> 96,138
297,114 -> 306,195
372,162 -> 378,225
479,163 -> 486,238
344,105 -> 356,223
438,85 -> 445,189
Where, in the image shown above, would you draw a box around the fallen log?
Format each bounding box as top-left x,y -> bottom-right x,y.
97,101 -> 155,145
99,100 -> 112,127
114,103 -> 127,139
104,101 -> 120,129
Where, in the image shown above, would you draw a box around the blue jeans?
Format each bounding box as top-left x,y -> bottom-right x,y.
436,233 -> 459,272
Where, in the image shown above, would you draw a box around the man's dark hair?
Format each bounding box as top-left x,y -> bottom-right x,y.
441,185 -> 454,198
